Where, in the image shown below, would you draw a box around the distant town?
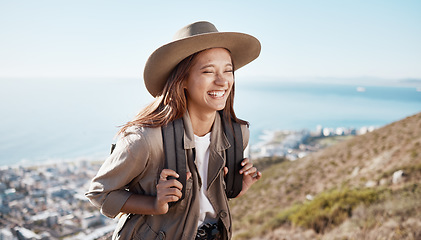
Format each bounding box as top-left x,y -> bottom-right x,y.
251,125 -> 378,160
0,161 -> 116,240
0,125 -> 378,240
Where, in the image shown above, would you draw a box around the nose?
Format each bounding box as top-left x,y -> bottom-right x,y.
214,72 -> 229,86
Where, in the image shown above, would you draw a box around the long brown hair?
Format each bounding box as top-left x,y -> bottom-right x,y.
118,49 -> 248,135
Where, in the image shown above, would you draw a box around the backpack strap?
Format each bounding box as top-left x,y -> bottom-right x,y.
161,113 -> 244,201
110,113 -> 245,205
161,118 -> 187,205
219,111 -> 244,198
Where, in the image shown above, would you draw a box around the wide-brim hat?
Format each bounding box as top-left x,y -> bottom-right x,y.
143,21 -> 261,97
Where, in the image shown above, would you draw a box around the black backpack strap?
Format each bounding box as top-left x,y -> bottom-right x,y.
160,112 -> 244,203
161,118 -> 187,205
110,114 -> 244,202
220,111 -> 244,198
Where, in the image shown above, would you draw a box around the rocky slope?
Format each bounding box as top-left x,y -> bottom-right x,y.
230,112 -> 421,240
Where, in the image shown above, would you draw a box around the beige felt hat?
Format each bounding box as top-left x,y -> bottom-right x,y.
143,21 -> 261,97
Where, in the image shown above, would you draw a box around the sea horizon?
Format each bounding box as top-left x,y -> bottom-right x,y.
1,77 -> 420,167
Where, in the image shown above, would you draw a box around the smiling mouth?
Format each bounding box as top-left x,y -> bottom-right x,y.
207,90 -> 226,98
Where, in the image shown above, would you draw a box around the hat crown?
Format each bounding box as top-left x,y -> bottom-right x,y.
173,21 -> 219,41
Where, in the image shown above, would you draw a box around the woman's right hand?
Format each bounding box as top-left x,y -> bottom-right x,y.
154,169 -> 191,214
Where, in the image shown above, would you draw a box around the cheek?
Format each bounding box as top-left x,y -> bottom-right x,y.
185,80 -> 203,100
186,75 -> 207,92
228,78 -> 234,91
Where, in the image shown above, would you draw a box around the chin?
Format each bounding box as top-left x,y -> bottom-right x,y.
215,105 -> 226,111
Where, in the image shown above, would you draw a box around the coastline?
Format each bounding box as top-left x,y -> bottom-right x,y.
1,80 -> 420,167
0,123 -> 380,169
250,124 -> 378,161
0,155 -> 108,170
0,123 -> 394,239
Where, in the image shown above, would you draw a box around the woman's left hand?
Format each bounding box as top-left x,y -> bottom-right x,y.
237,158 -> 262,197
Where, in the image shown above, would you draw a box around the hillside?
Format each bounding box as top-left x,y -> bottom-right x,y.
230,112 -> 421,240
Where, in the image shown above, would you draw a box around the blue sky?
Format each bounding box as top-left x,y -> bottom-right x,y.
1,0 -> 420,82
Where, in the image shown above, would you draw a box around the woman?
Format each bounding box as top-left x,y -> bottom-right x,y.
86,21 -> 262,240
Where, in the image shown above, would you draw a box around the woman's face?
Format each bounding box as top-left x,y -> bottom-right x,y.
184,48 -> 234,116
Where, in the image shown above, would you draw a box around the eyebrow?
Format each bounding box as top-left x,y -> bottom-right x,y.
200,63 -> 233,70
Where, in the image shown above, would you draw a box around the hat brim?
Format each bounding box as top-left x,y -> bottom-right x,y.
144,32 -> 261,97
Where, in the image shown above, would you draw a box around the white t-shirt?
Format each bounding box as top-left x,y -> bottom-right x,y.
194,132 -> 217,227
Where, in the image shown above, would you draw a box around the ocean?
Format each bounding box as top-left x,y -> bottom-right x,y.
1,78 -> 420,167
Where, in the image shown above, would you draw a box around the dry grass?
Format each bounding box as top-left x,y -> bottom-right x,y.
231,112 -> 421,240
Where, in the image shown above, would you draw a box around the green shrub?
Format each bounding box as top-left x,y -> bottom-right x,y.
287,188 -> 380,233
263,203 -> 301,232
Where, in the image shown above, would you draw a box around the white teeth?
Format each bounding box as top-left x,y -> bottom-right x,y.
208,91 -> 225,97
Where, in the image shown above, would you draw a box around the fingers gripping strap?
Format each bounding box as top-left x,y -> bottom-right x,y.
174,118 -> 186,202
221,111 -> 244,198
162,118 -> 187,205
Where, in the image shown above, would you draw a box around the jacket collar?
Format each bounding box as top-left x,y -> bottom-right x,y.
182,111 -> 230,152
182,111 -> 195,150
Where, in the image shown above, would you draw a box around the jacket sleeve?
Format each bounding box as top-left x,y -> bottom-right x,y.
85,131 -> 150,218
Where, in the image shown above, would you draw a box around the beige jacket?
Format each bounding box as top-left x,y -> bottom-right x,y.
86,112 -> 249,240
